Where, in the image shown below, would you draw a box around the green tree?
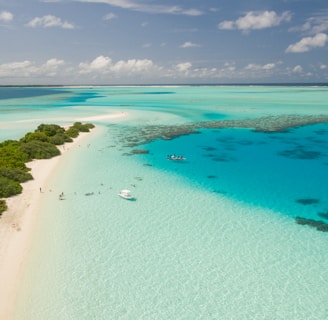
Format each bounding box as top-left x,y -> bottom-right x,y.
49,132 -> 73,145
0,200 -> 7,215
73,122 -> 95,132
36,124 -> 65,137
65,126 -> 79,138
0,176 -> 22,197
21,131 -> 49,143
20,141 -> 60,159
0,167 -> 33,183
0,122 -> 94,214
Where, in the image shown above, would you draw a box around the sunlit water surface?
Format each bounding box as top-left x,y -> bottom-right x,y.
1,86 -> 328,319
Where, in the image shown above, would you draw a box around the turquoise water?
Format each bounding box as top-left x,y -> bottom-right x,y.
142,125 -> 328,220
1,86 -> 328,319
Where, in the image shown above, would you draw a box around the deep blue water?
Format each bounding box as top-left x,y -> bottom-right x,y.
139,123 -> 328,221
0,87 -> 67,100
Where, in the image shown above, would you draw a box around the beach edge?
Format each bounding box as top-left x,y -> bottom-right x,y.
0,129 -> 96,318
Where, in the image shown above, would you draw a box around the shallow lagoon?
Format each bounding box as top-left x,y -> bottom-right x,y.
1,85 -> 328,319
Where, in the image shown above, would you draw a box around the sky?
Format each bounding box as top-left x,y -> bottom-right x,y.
0,0 -> 327,85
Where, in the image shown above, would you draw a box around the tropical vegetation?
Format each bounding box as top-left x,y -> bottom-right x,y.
0,122 -> 94,215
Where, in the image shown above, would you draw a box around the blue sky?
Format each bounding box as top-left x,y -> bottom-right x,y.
0,0 -> 327,84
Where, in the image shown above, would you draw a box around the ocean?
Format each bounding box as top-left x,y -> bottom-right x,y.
1,85 -> 328,319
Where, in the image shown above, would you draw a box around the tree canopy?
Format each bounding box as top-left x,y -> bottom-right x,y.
0,122 -> 94,215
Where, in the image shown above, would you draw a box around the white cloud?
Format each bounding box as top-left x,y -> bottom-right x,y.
27,15 -> 76,29
1,56 -> 161,83
112,59 -> 154,73
79,56 -> 112,73
218,21 -> 234,30
44,58 -> 65,67
289,21 -> 312,33
292,65 -> 303,73
0,55 -> 326,85
223,62 -> 236,72
0,11 -> 13,22
0,59 -> 65,78
218,11 -> 291,32
286,33 -> 328,53
289,13 -> 328,35
245,64 -> 257,70
245,63 -> 276,71
103,13 -> 117,20
39,59 -> 65,76
179,41 -> 201,48
79,55 -> 157,76
77,0 -> 203,16
182,9 -> 203,17
0,61 -> 32,77
262,63 -> 276,70
176,62 -> 192,72
311,21 -> 328,34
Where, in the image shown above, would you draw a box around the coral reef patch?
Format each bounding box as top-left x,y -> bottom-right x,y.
112,114 -> 328,149
317,210 -> 328,220
296,198 -> 320,205
295,216 -> 328,232
278,147 -> 322,160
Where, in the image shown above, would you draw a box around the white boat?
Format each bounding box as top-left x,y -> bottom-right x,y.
167,154 -> 186,161
118,189 -> 135,200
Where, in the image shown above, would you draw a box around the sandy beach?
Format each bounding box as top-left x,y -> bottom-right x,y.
0,112 -> 127,318
0,132 -> 92,318
76,111 -> 128,122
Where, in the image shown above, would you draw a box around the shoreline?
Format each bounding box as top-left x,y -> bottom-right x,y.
0,112 -> 128,318
0,130 -> 94,318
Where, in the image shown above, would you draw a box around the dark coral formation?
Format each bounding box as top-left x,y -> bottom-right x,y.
296,198 -> 320,205
279,147 -> 322,160
112,114 -> 328,149
295,216 -> 328,232
212,154 -> 237,162
198,114 -> 328,133
202,146 -> 217,151
130,149 -> 149,154
123,149 -> 149,156
237,140 -> 254,146
314,129 -> 328,136
318,211 -> 328,220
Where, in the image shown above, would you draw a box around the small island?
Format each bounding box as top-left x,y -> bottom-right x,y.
0,122 -> 94,215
